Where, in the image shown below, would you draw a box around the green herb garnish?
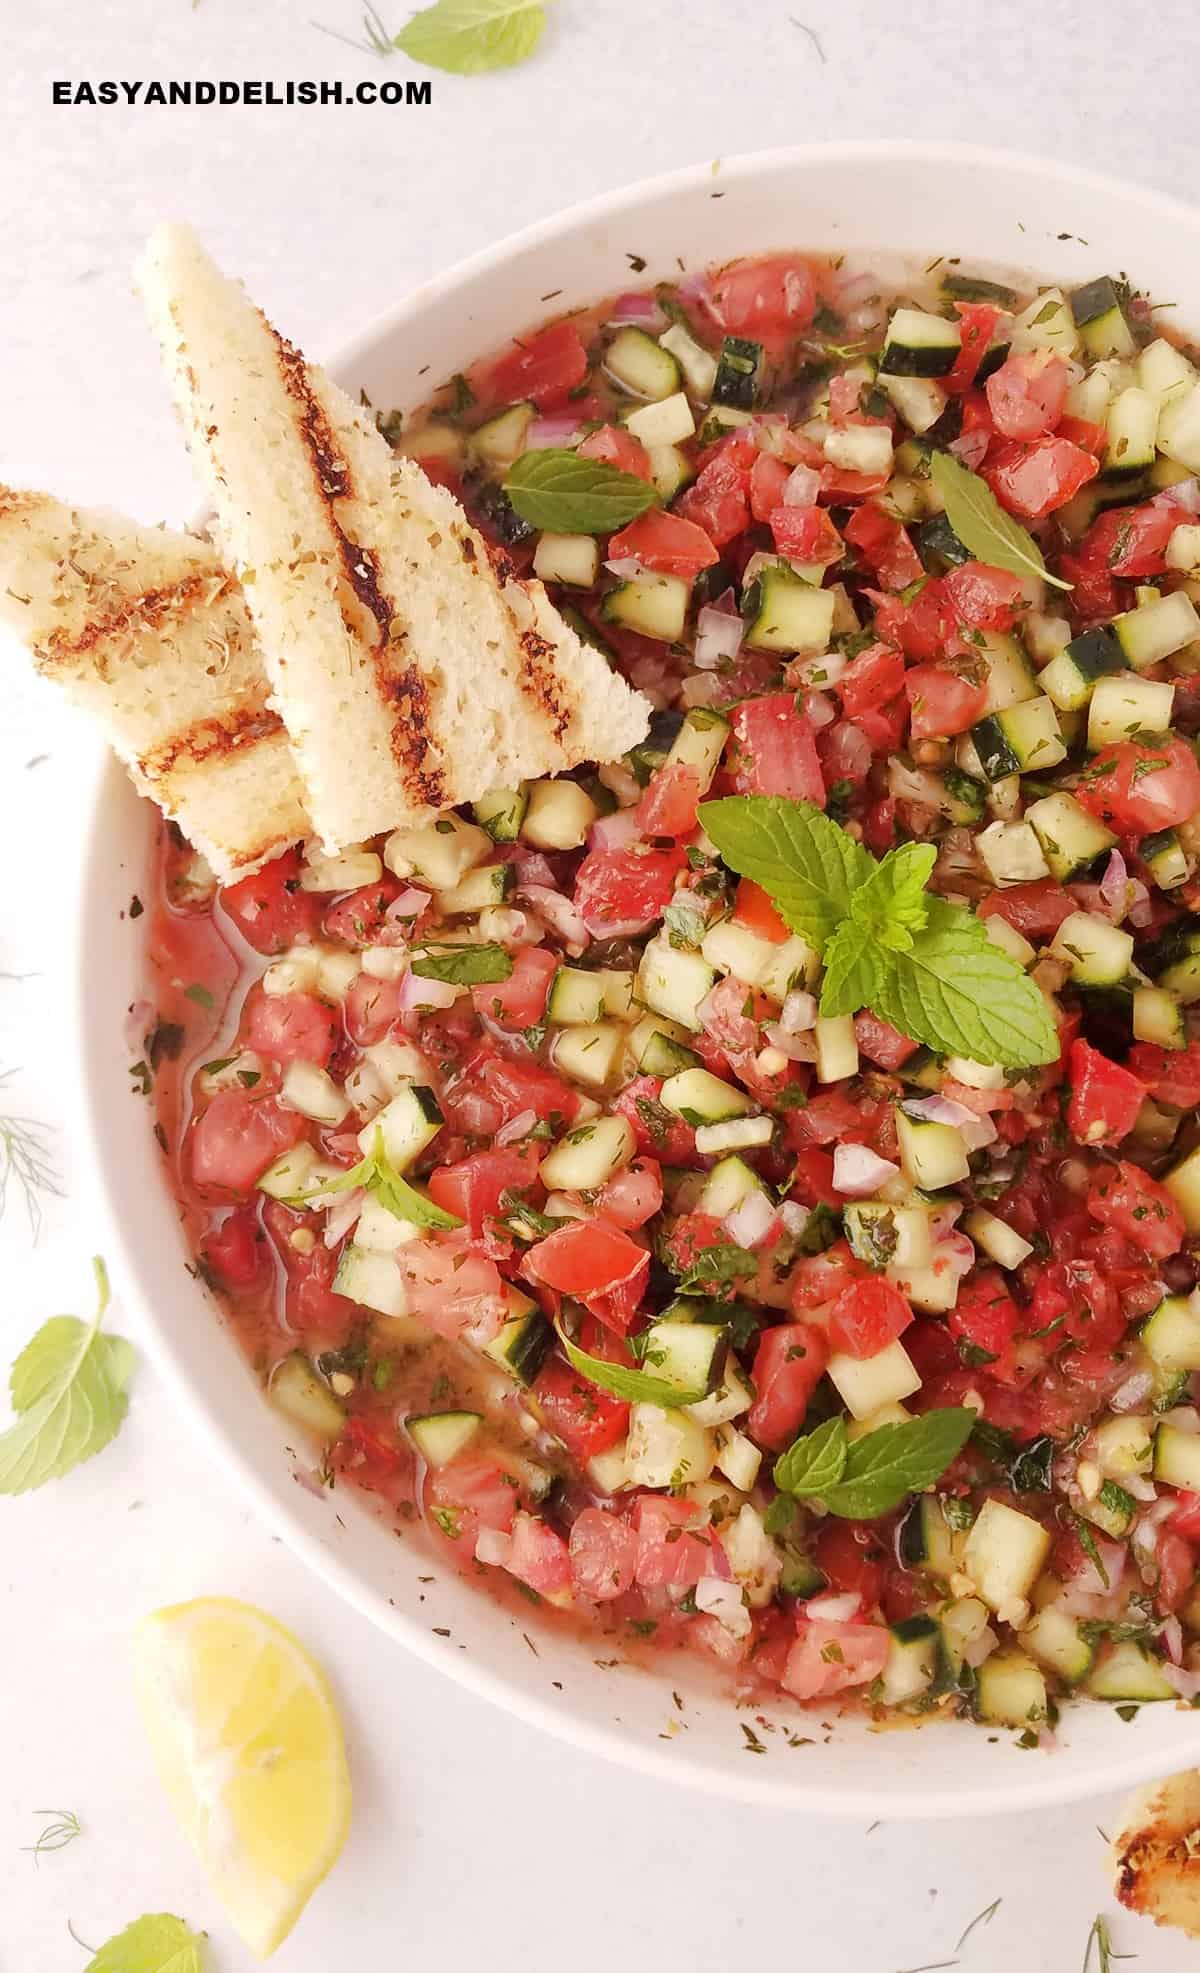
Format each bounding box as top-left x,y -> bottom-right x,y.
503,448 -> 660,533
84,1912 -> 205,1971
774,1408 -> 976,1519
411,943 -> 513,986
395,0 -> 553,73
930,451 -> 1072,593
313,1126 -> 461,1229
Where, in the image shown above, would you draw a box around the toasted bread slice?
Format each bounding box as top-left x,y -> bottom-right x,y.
135,223 -> 650,851
1112,1769 -> 1200,1936
0,486 -> 307,878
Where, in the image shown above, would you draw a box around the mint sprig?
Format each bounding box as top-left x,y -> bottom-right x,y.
395,0 -> 552,74
312,1126 -> 462,1230
86,1913 -> 205,1972
0,1259 -> 135,1496
773,1407 -> 975,1518
503,448 -> 661,533
699,795 -> 1059,1068
412,942 -> 512,986
930,451 -> 1072,594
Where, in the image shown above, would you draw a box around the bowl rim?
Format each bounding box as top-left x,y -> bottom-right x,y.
72,137 -> 1200,1816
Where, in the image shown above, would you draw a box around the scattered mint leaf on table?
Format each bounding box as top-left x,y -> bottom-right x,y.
503,448 -> 660,533
395,0 -> 552,73
930,450 -> 1072,593
0,1259 -> 135,1496
85,1913 -> 205,1973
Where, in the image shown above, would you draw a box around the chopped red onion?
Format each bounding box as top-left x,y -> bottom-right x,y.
694,1578 -> 752,1638
789,649 -> 847,689
783,463 -> 822,506
680,671 -> 729,709
695,603 -> 744,670
833,1143 -> 900,1197
322,1188 -> 364,1248
762,1024 -> 818,1061
518,885 -> 591,955
1111,1368 -> 1156,1413
779,1200 -> 813,1239
589,807 -> 644,851
475,1527 -> 514,1567
125,997 -> 157,1052
723,1188 -> 779,1249
1163,477 -> 1200,514
386,886 -> 432,924
822,720 -> 872,780
526,413 -> 583,450
927,1198 -> 964,1241
780,989 -> 818,1033
1162,1662 -> 1200,1700
496,1109 -> 537,1148
605,555 -> 646,580
398,968 -> 457,1011
803,689 -> 837,729
963,1626 -> 999,1669
950,429 -> 990,471
805,1590 -> 861,1623
609,292 -> 666,330
937,1231 -> 978,1281
1099,849 -> 1129,916
1127,881 -> 1153,929
449,1089 -> 503,1135
904,1094 -> 977,1130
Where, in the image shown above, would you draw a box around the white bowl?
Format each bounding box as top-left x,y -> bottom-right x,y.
75,142 -> 1200,1815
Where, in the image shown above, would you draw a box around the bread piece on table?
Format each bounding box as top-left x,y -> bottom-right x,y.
0,486 -> 307,878
135,222 -> 650,852
1111,1768 -> 1200,1936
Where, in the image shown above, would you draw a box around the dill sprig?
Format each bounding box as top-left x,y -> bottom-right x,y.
0,1070 -> 62,1238
956,1899 -> 1001,1951
312,3 -> 395,54
1083,1915 -> 1135,1973
25,1807 -> 81,1864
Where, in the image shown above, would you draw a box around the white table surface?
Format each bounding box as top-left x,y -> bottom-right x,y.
7,2 -> 1200,1965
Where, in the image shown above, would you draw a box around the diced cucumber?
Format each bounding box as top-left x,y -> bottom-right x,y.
552,1022 -> 627,1089
891,1248 -> 964,1315
436,863 -> 513,916
1088,672 -> 1175,750
712,334 -> 763,410
694,1115 -> 774,1155
1159,926 -> 1200,1004
354,1193 -> 422,1255
983,911 -> 1037,968
1070,276 -> 1135,359
548,966 -> 607,1026
660,1066 -> 754,1125
358,1085 -> 443,1170
1154,1421 -> 1200,1491
1116,593 -> 1200,679
533,532 -> 600,589
605,325 -> 681,400
636,934 -> 716,1031
1157,381 -> 1200,473
713,1424 -> 762,1491
878,373 -> 948,434
827,1339 -> 922,1420
1021,1603 -> 1095,1685
633,1018 -> 702,1076
1093,1413 -> 1154,1479
1105,386 -> 1159,481
598,969 -> 636,1020
741,564 -> 836,655
976,1650 -> 1048,1726
939,1595 -> 990,1674
407,1410 -> 482,1467
1011,288 -> 1079,358
603,573 -> 690,643
1141,828 -> 1191,893
701,917 -> 781,988
1142,1289 -> 1200,1366
625,1403 -> 715,1488
964,1207 -> 1034,1271
1025,792 -> 1115,881
473,785 -> 528,842
640,1316 -> 729,1399
879,307 -> 961,378
1138,337 -> 1197,404
896,1105 -> 970,1189
976,819 -> 1050,888
1134,984 -> 1186,1048
980,631 -> 1038,713
964,1498 -> 1051,1617
521,778 -> 598,850
695,1154 -> 772,1218
384,814 -> 491,891
333,1243 -> 407,1317
394,421 -> 466,469
760,934 -> 821,1002
539,1114 -> 635,1191
484,1300 -> 554,1386
258,1142 -> 322,1205
270,1353 -> 346,1441
880,1616 -> 941,1706
665,707 -> 730,793
658,321 -> 718,401
1087,1640 -> 1175,1702
1039,626 -> 1123,711
646,442 -> 695,502
472,400 -> 535,467
1050,910 -> 1135,987
624,391 -> 696,447
824,422 -> 894,475
279,1060 -> 349,1127
814,1014 -> 858,1085
1079,1477 -> 1136,1539
898,1495 -> 957,1576
844,1201 -> 933,1273
971,697 -> 1065,779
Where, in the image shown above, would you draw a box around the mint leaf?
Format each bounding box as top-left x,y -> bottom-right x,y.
395,0 -> 551,74
872,895 -> 1059,1067
930,451 -> 1072,594
0,1259 -> 135,1495
699,796 -> 874,952
849,841 -> 936,952
821,1407 -> 976,1519
86,1914 -> 205,1973
412,942 -> 512,985
818,921 -> 884,1019
774,1412 -> 847,1496
558,1329 -> 708,1408
313,1127 -> 462,1230
671,1240 -> 757,1296
503,448 -> 660,532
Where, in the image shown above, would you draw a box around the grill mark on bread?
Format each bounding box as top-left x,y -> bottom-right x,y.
516,626 -> 573,739
142,702 -> 287,778
269,326 -> 446,808
35,570 -> 231,675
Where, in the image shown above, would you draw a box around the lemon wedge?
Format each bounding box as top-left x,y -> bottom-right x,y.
133,1596 -> 351,1958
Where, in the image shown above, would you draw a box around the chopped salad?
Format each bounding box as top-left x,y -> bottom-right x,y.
149,250 -> 1200,1734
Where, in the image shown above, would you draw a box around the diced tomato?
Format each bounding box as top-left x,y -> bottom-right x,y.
788,1238 -> 867,1309
576,423 -> 653,480
658,1209 -> 726,1279
466,1053 -> 584,1130
949,1269 -> 1021,1382
1087,1160 -> 1184,1259
190,1091 -> 305,1193
569,1507 -> 639,1601
749,451 -> 792,521
219,847 -> 321,956
843,504 -> 923,591
943,560 -> 1026,631
323,876 -> 408,947
814,1522 -> 886,1607
636,763 -> 702,839
524,1219 -> 650,1334
746,1321 -> 829,1449
828,1276 -> 913,1359
676,450 -> 751,547
768,504 -> 844,565
872,578 -> 955,661
706,253 -> 816,348
470,944 -> 557,1029
202,1205 -> 268,1290
246,989 -> 337,1069
1066,1039 -> 1146,1147
782,1618 -> 889,1700
1058,415 -> 1108,458
788,1143 -> 840,1209
343,971 -> 406,1046
1126,1041 -> 1200,1111
839,642 -> 906,720
573,842 -> 687,933
729,693 -> 826,805
943,303 -> 1000,394
427,1142 -> 542,1241
903,661 -> 988,741
984,350 -> 1069,440
1169,1493 -> 1200,1542
862,796 -> 897,857
609,509 -> 718,577
853,1010 -> 917,1071
982,435 -> 1099,519
1076,736 -> 1200,836
332,1417 -> 413,1498
732,876 -> 791,944
612,1077 -> 698,1165
426,1453 -> 517,1548
633,1495 -> 712,1587
1155,1528 -> 1196,1616
482,319 -> 588,410
501,1511 -> 573,1598
1075,497 -> 1180,581
533,1354 -> 630,1461
978,878 -> 1076,940
595,1158 -> 663,1229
